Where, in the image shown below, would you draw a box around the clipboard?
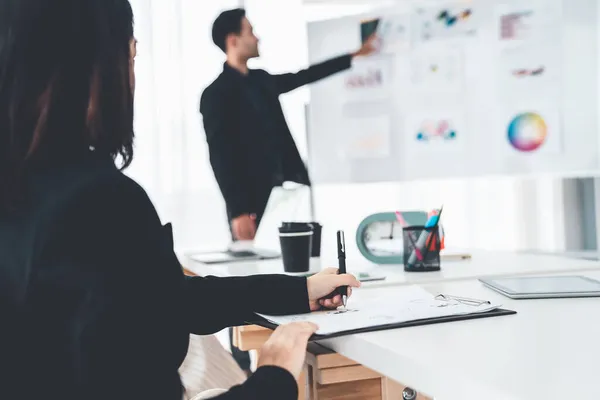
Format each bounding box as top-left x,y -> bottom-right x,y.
248,307 -> 517,341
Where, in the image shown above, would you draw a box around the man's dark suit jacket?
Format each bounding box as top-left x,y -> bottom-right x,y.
0,151 -> 311,400
200,54 -> 352,220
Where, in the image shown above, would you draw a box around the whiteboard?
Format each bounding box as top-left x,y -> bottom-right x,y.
306,0 -> 599,184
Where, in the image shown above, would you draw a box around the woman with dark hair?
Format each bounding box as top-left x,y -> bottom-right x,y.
0,1 -> 360,399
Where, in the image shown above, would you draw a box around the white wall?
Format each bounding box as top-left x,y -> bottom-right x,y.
127,0 -> 243,251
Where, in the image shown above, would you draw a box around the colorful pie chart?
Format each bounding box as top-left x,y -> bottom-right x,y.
507,112 -> 547,152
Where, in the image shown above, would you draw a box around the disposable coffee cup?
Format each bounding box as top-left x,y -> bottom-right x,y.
280,222 -> 322,258
279,225 -> 313,273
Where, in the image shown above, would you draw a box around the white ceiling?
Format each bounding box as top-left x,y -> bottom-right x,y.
303,0 -> 397,3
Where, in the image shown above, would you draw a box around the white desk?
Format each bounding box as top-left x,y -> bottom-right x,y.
182,250 -> 600,289
320,271 -> 600,400
180,251 -> 600,399
523,249 -> 600,261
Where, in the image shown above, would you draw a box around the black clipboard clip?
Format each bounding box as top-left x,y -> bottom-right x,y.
435,294 -> 491,306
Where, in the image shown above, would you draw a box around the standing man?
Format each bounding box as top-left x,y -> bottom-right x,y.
200,8 -> 375,375
200,8 -> 375,243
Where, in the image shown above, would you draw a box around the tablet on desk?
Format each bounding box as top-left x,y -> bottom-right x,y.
480,275 -> 600,299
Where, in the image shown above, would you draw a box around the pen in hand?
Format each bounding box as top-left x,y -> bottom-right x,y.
337,230 -> 348,308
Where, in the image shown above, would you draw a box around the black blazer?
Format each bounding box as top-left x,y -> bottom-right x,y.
200,54 -> 352,219
0,152 -> 310,400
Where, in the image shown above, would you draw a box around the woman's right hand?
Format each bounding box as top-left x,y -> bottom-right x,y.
257,322 -> 319,379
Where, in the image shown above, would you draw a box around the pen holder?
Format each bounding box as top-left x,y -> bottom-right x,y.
403,225 -> 441,272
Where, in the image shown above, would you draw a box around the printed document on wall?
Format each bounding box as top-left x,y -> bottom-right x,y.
495,0 -> 563,45
341,111 -> 392,160
498,45 -> 561,98
410,48 -> 464,93
404,108 -> 467,155
343,56 -> 393,103
413,3 -> 478,43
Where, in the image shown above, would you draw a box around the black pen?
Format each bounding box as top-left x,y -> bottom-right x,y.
337,230 -> 348,308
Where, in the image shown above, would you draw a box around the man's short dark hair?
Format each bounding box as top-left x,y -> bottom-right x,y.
211,8 -> 246,53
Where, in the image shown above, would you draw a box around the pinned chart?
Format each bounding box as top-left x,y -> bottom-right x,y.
414,4 -> 478,42
405,109 -> 467,155
342,114 -> 392,160
507,112 -> 547,152
499,9 -> 535,41
416,119 -> 457,142
343,57 -> 393,103
503,102 -> 562,155
410,48 -> 464,93
497,45 -> 561,97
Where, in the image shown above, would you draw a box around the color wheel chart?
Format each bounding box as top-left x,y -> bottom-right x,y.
507,112 -> 547,152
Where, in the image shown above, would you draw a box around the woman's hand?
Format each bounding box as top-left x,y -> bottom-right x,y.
306,268 -> 361,311
257,322 -> 319,379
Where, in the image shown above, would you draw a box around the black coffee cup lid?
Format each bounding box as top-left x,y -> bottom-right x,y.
281,221 -> 312,226
279,222 -> 315,233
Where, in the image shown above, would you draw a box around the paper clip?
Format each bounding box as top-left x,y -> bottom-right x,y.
435,294 -> 491,306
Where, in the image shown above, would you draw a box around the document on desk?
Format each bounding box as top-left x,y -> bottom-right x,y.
257,285 -> 502,336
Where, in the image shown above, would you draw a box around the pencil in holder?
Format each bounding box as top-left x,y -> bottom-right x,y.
402,225 -> 441,272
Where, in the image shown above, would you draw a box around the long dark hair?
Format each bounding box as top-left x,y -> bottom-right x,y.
0,0 -> 135,211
